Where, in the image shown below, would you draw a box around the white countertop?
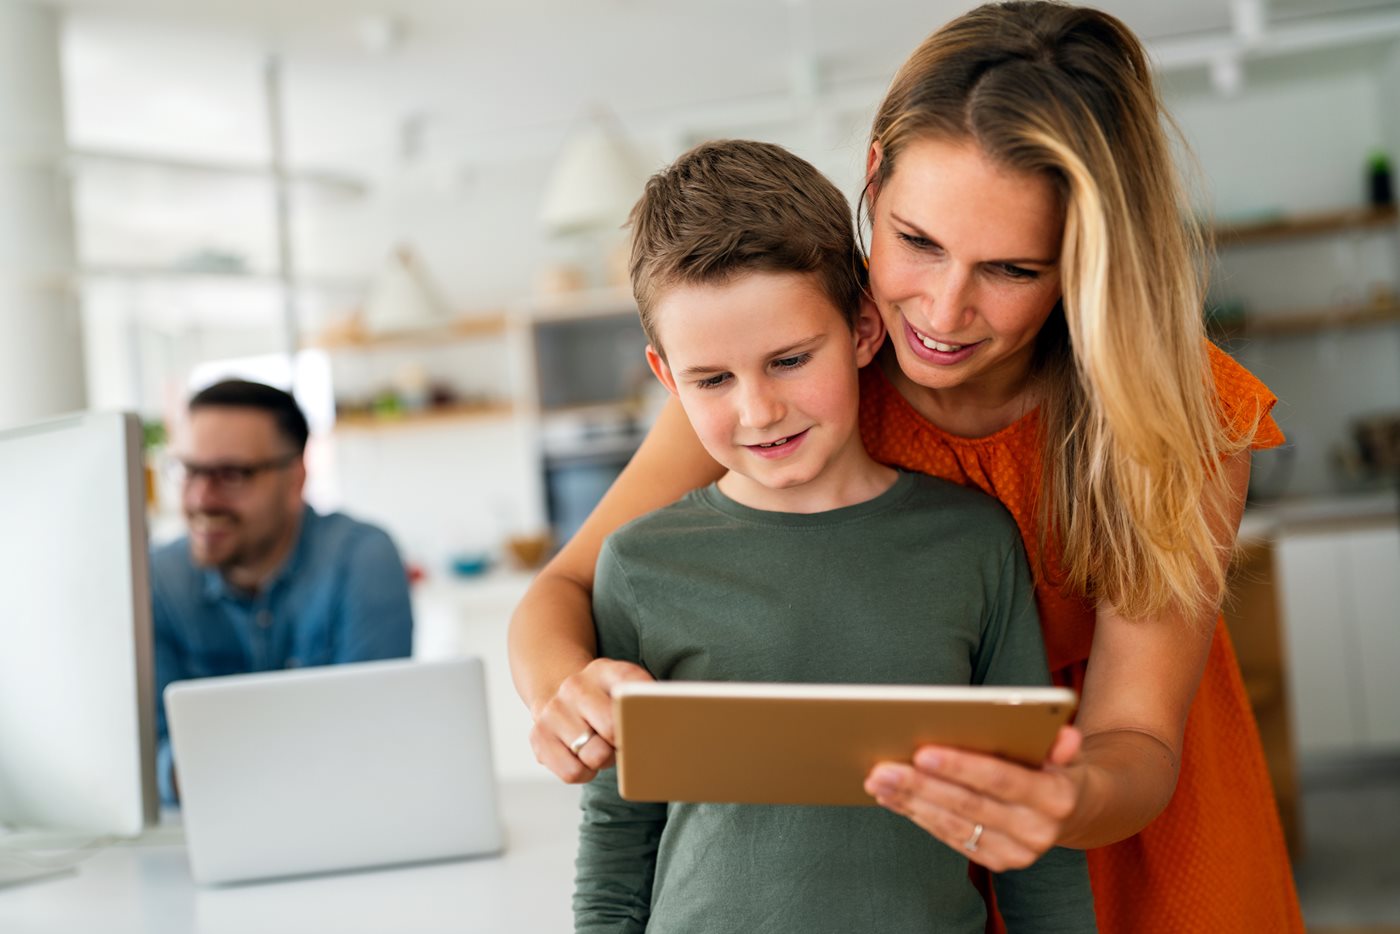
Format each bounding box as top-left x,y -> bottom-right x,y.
0,780 -> 582,934
1239,489 -> 1399,541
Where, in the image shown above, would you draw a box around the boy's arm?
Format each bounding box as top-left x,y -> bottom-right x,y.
993,846 -> 1098,933
971,534 -> 1051,689
574,768 -> 667,933
573,539 -> 667,933
981,535 -> 1096,932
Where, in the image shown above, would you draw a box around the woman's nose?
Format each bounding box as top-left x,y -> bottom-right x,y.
924,266 -> 976,334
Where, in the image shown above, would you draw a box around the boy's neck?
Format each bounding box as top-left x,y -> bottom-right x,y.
716,446 -> 898,515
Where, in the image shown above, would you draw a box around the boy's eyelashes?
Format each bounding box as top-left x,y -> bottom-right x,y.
690,352 -> 816,391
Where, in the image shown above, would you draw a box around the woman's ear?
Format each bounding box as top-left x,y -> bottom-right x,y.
864,141 -> 884,200
852,296 -> 886,368
645,345 -> 679,397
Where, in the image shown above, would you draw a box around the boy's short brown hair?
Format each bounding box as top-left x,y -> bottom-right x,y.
628,139 -> 865,357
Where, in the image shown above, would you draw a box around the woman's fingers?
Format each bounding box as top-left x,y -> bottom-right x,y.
530,658 -> 656,782
910,745 -> 1077,822
529,718 -> 599,784
864,763 -> 1041,871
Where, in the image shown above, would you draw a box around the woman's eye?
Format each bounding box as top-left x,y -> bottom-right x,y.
998,263 -> 1039,280
896,231 -> 936,251
695,373 -> 730,390
772,353 -> 813,371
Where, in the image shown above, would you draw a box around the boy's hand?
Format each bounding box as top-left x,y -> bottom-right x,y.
529,658 -> 654,783
863,725 -> 1083,871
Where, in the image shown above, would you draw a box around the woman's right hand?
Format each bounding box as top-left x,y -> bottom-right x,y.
529,658 -> 655,783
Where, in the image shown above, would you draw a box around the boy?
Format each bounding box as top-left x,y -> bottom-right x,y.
573,140 -> 1095,933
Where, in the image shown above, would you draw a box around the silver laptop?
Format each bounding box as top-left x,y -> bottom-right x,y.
166,657 -> 504,885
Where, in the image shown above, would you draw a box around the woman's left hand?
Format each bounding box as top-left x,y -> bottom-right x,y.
864,725 -> 1084,871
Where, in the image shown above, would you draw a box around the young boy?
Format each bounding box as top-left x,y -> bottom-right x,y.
573,140 -> 1095,934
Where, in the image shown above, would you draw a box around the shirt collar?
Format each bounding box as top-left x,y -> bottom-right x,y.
200,504 -> 317,604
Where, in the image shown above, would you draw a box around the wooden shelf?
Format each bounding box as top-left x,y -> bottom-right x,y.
1214,204 -> 1398,246
334,401 -> 514,431
309,313 -> 508,350
1211,301 -> 1400,339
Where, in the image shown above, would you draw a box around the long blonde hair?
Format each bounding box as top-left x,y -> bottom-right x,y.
865,1 -> 1255,620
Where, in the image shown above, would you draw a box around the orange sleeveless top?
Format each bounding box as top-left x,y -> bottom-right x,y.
858,343 -> 1302,934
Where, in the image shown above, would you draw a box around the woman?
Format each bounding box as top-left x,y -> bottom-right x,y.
510,3 -> 1303,931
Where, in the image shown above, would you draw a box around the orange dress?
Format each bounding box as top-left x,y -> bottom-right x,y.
857,343 -> 1303,933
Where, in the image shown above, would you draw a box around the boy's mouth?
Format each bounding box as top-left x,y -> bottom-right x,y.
744,429 -> 809,458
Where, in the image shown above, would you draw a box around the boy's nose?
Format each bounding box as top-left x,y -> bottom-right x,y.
737,384 -> 784,430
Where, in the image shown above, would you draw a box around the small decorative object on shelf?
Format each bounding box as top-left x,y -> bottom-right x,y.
1369,151 -> 1394,208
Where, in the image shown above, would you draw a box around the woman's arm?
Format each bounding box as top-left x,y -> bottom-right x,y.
865,450 -> 1251,868
509,395 -> 725,781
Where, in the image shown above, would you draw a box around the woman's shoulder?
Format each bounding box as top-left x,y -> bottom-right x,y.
1205,341 -> 1286,450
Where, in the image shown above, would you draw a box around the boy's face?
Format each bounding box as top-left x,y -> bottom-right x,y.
646,271 -> 884,511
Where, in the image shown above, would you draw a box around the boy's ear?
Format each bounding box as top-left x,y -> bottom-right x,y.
645,345 -> 680,397
852,296 -> 886,367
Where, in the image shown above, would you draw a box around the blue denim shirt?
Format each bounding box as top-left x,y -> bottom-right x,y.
151,506 -> 413,803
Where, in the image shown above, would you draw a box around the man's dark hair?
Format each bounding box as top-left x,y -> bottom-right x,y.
189,380 -> 310,454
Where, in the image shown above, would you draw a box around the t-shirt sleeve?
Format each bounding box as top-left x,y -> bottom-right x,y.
973,528 -> 1098,931
994,846 -> 1099,933
970,530 -> 1050,689
591,537 -> 644,663
574,536 -> 665,933
1207,340 -> 1285,450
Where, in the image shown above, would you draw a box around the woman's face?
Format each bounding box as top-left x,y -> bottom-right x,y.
866,137 -> 1064,400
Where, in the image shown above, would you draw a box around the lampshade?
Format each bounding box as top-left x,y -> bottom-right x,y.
539,112 -> 649,235
362,245 -> 451,334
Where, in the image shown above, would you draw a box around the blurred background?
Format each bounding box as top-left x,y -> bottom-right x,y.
1,0 -> 1397,927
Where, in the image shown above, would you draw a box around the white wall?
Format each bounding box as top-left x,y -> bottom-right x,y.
1167,50 -> 1400,498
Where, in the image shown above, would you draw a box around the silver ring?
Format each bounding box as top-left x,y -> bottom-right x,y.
963,823 -> 985,853
568,729 -> 594,756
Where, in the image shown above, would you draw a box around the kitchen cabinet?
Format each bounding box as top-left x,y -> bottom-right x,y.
1222,540 -> 1300,856
1274,517 -> 1400,756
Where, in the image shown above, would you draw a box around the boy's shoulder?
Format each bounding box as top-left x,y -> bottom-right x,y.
900,472 -> 1019,524
602,487 -> 724,556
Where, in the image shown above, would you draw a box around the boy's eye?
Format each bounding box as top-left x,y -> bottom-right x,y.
695,373 -> 731,390
772,353 -> 813,371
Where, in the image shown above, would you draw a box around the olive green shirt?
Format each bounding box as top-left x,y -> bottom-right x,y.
575,472 -> 1095,933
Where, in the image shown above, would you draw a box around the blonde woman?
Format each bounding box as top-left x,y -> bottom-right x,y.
510,3 -> 1302,931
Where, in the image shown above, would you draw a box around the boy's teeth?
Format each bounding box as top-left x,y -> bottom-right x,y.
758,437 -> 789,448
919,334 -> 963,352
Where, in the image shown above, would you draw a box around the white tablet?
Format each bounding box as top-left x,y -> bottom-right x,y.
613,682 -> 1077,807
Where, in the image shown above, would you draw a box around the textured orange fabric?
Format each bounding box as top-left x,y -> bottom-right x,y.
857,342 -> 1303,933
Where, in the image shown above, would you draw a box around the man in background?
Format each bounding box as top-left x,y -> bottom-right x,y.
151,379 -> 413,803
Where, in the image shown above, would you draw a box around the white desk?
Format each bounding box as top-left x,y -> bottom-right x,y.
0,781 -> 581,934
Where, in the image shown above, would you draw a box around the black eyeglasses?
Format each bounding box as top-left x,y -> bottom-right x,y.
166,452 -> 299,492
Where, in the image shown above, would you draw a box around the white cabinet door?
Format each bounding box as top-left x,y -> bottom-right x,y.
1276,533 -> 1364,755
1276,521 -> 1400,757
1345,526 -> 1400,748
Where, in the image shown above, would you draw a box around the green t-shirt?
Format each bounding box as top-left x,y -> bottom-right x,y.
574,471 -> 1096,934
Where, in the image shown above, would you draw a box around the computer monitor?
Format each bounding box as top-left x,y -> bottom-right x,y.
0,411 -> 157,836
